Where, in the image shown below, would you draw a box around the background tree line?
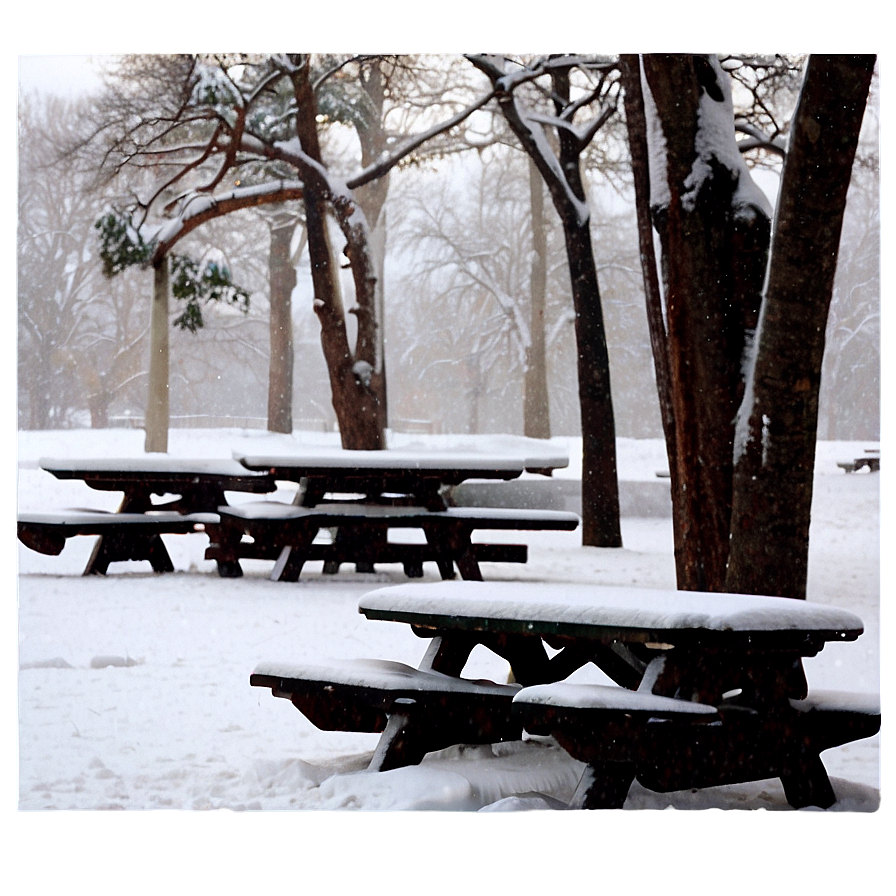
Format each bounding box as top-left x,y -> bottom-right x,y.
17,53 -> 878,593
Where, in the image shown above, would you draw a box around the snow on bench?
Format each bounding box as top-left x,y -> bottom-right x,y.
511,680 -> 880,810
250,658 -> 523,771
512,681 -> 719,716
837,455 -> 880,473
207,501 -> 580,580
17,510 -> 219,574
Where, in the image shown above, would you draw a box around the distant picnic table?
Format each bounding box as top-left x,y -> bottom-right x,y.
837,449 -> 880,473
252,581 -> 880,809
18,457 -> 276,575
18,447 -> 579,581
212,449 -> 577,579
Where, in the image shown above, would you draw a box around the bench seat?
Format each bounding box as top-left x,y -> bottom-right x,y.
250,658 -> 523,771
208,501 -> 580,581
512,682 -> 880,809
837,456 -> 880,473
18,510 -> 218,574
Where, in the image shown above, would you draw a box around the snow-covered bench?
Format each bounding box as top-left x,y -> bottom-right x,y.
17,510 -> 219,575
512,682 -> 881,809
837,452 -> 880,473
206,501 -> 580,580
250,658 -> 523,771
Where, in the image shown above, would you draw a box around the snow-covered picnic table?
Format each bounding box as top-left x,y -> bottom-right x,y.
234,447 -> 568,510
210,448 -> 575,580
17,457 -> 277,575
252,581 -> 879,809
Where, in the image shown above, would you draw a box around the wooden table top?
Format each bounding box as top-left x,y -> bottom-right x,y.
359,581 -> 865,650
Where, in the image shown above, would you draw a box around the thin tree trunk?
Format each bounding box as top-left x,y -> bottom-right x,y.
524,157 -> 551,440
144,256 -> 169,453
564,219 -> 622,547
726,55 -> 875,599
467,54 -> 622,547
620,54 -> 685,571
267,217 -> 296,434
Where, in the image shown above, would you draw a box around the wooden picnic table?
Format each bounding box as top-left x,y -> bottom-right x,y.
39,456 -> 277,513
21,457 -> 276,575
223,449 -> 573,579
235,448 -> 568,511
251,581 -> 878,808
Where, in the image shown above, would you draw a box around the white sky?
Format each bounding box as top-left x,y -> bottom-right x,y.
18,54 -> 107,98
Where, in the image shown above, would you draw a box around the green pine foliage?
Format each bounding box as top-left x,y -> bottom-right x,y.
170,255 -> 250,332
95,212 -> 153,277
94,210 -> 250,333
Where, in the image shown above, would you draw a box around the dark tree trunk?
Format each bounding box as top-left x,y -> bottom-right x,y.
290,61 -> 385,450
467,54 -> 622,547
642,54 -> 770,591
524,158 -> 551,440
619,54 -> 684,565
726,55 -> 876,599
267,216 -> 296,434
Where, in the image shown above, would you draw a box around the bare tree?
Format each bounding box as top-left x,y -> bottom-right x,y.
88,53 -> 496,451
468,54 -> 623,547
18,93 -> 148,429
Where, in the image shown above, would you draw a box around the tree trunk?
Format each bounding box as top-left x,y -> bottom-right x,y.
642,54 -> 770,590
267,216 -> 296,434
290,61 -> 385,450
564,218 -> 622,547
144,256 -> 170,453
524,157 -> 551,440
467,54 -> 623,547
620,54 -> 686,570
551,69 -> 621,548
726,55 -> 876,599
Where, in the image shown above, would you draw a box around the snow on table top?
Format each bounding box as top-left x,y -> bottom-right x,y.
513,682 -> 719,714
359,581 -> 865,635
235,449 -> 566,473
39,457 -> 271,477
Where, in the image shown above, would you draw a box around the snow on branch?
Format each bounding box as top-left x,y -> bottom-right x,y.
345,89 -> 497,191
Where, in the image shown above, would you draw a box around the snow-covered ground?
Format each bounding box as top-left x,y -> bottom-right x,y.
10,428 -> 884,886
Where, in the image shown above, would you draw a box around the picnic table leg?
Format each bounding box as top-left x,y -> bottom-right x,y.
85,528 -> 175,576
780,754 -> 837,809
417,634 -> 477,677
367,703 -> 430,772
423,522 -> 481,581
569,762 -> 636,810
271,519 -> 321,582
83,488 -> 158,575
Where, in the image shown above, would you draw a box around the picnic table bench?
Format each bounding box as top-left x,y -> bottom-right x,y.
251,581 -> 879,808
837,449 -> 880,473
17,457 -> 276,575
207,502 -> 579,580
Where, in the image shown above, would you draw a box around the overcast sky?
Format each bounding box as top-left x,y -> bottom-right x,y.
18,55 -> 109,98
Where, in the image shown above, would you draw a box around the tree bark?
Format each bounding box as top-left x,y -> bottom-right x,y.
642,54 -> 770,590
524,157 -> 551,440
290,60 -> 385,450
620,54 -> 685,568
267,215 -> 296,434
468,55 -> 622,546
726,55 -> 876,599
144,256 -> 170,453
